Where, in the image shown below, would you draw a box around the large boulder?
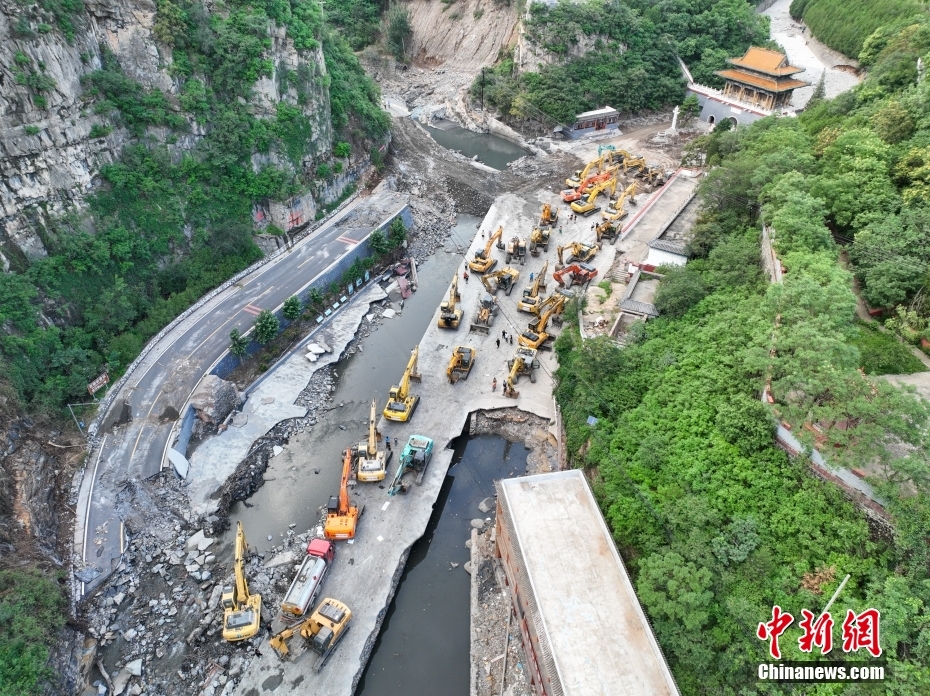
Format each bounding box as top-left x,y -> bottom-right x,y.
191,375 -> 238,424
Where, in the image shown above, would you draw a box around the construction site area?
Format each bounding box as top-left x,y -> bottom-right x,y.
75,59 -> 704,693
225,126 -> 698,695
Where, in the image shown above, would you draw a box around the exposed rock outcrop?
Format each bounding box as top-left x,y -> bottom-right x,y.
0,0 -> 335,269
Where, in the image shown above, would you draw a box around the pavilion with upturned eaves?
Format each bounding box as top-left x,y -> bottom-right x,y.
715,47 -> 809,112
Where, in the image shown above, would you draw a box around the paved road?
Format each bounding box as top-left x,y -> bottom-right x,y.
77,191 -> 407,597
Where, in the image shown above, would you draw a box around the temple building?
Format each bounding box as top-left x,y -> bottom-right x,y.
715,47 -> 809,111
684,47 -> 810,128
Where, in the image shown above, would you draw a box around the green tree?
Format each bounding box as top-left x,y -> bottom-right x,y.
679,94 -> 700,125
334,141 -> 351,158
308,287 -> 324,307
0,570 -> 67,696
253,310 -> 280,345
229,328 -> 249,357
871,100 -> 915,144
388,217 -> 407,248
153,0 -> 188,47
637,552 -> 716,670
282,295 -> 302,321
369,230 -> 389,256
385,4 -> 412,62
654,266 -> 706,317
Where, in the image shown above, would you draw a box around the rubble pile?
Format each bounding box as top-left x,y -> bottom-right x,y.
470,523 -> 531,696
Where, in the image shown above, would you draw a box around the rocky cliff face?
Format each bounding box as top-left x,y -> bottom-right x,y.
0,0 -> 333,270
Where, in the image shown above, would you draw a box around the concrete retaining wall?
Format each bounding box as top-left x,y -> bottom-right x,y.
174,406 -> 198,458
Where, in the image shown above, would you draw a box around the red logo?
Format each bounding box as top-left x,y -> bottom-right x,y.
757,606 -> 794,659
798,610 -> 834,654
842,609 -> 882,657
757,607 -> 881,658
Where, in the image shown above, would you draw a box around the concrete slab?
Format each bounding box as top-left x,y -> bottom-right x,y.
185,284 -> 387,516
620,174 -> 699,265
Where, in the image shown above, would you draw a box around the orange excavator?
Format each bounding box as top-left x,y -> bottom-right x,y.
324,448 -> 361,540
553,263 -> 598,289
560,169 -> 614,203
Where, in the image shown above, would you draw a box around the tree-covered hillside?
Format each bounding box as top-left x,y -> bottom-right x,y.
0,0 -> 387,413
790,0 -> 928,59
476,0 -> 774,123
556,12 -> 930,696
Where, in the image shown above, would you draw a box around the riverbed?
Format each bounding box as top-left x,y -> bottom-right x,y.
763,0 -> 860,107
222,220 -> 478,552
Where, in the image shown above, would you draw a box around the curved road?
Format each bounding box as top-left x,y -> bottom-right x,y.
76,189 -> 408,597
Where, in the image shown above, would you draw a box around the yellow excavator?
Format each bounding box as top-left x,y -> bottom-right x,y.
325,448 -> 361,540
356,397 -> 390,482
602,181 -> 638,223
469,294 -> 498,334
469,226 -> 502,273
383,345 -> 421,421
437,273 -> 462,329
539,203 -> 559,227
595,220 -> 619,245
221,522 -> 262,642
570,177 -> 617,216
481,267 -> 520,296
270,597 -> 353,672
518,295 -> 566,351
446,346 -> 476,383
564,156 -> 603,189
643,165 -> 666,186
517,261 -> 548,314
557,241 -> 600,266
623,155 -> 647,175
503,347 -> 540,398
530,226 -> 551,256
505,236 -> 527,265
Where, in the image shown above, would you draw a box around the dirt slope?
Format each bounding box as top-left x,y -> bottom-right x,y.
405,0 -> 520,70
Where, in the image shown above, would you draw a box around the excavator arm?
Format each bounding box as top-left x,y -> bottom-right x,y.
234,522 -> 250,605
367,397 -> 378,458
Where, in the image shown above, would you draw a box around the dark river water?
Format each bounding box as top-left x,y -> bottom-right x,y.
357,433 -> 530,696
425,124 -> 530,171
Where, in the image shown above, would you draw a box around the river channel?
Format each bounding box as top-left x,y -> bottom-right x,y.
219,212 -> 530,695
356,434 -> 530,695
223,217 -> 477,549
425,122 -> 530,171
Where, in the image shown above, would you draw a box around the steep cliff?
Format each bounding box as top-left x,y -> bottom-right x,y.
0,0 -> 387,413
0,0 -> 341,270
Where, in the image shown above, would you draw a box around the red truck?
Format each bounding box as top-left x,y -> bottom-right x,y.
280,539 -> 335,620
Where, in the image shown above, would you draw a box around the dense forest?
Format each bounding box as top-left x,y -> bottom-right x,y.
0,0 -> 388,413
475,0 -> 775,124
790,0 -> 928,58
555,12 -> 930,695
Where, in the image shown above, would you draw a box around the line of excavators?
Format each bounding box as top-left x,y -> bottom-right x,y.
560,148 -> 662,224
